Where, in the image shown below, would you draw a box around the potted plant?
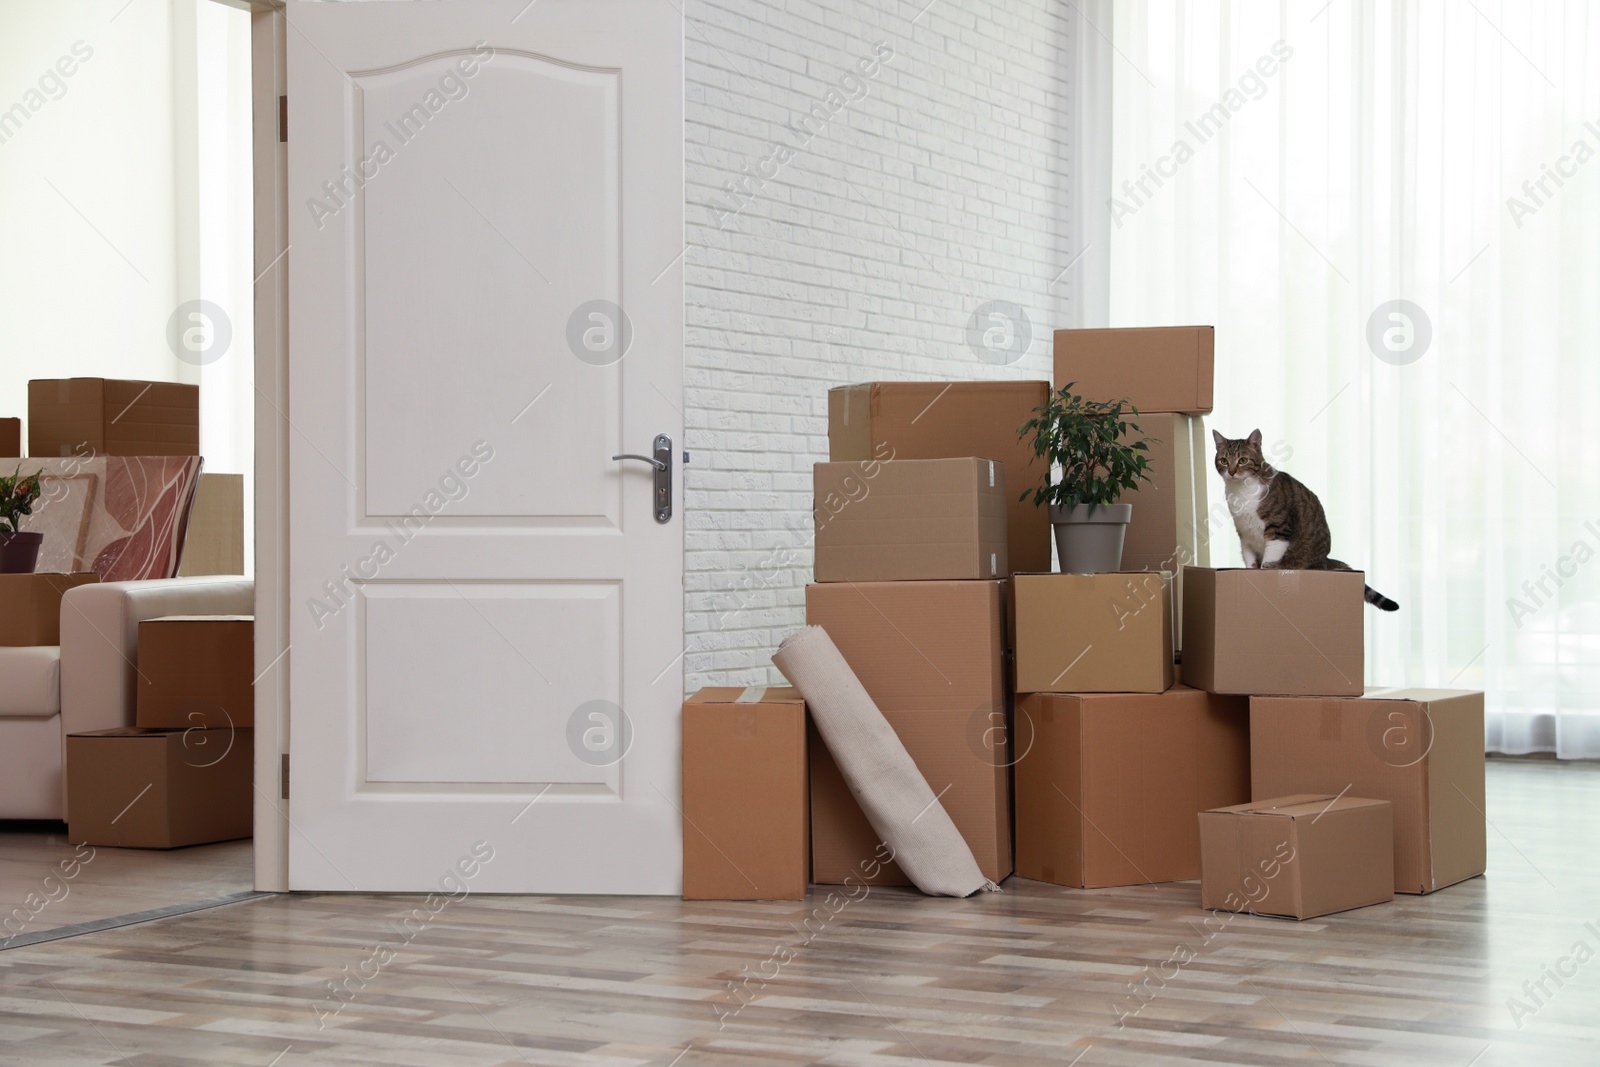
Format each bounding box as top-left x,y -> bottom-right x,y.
0,464 -> 45,574
1017,383 -> 1153,573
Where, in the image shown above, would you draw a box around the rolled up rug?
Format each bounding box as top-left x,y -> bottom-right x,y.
772,625 -> 999,897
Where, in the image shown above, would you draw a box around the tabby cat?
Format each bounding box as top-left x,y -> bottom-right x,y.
1213,429 -> 1399,611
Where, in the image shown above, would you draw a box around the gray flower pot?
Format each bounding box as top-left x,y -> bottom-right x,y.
1049,503 -> 1132,574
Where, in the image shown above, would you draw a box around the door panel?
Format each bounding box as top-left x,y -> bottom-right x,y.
287,0 -> 683,893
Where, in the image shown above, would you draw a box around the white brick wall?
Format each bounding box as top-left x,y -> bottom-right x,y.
683,0 -> 1077,692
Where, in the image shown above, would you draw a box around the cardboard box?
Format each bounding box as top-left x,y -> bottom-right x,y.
1119,414 -> 1210,649
66,727 -> 253,848
682,686 -> 809,900
177,473 -> 245,576
1250,690 -> 1486,894
1181,566 -> 1364,696
1012,571 -> 1173,693
1053,326 -> 1214,414
136,616 -> 255,729
28,378 -> 199,458
0,572 -> 100,646
1199,794 -> 1396,919
829,381 -> 1051,574
814,457 -> 1008,582
805,579 -> 1011,885
0,417 -> 19,456
1015,687 -> 1250,887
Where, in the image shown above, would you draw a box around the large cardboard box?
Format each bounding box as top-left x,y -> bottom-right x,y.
828,381 -> 1051,574
681,686 -> 809,900
805,579 -> 1011,885
814,457 -> 1008,582
66,727 -> 253,848
1013,571 -> 1173,693
28,378 -> 199,458
136,616 -> 255,729
1250,690 -> 1486,894
0,572 -> 100,646
1181,566 -> 1364,696
1015,687 -> 1250,887
1119,413 -> 1210,649
177,473 -> 245,576
1053,326 -> 1214,414
1199,794 -> 1395,919
0,417 -> 19,456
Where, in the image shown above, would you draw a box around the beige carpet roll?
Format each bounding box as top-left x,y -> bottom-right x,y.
772,626 -> 998,898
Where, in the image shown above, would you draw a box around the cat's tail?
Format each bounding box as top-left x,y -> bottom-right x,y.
1321,557 -> 1399,611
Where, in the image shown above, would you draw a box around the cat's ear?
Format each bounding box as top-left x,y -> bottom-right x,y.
1247,429 -> 1263,449
1212,429 -> 1226,449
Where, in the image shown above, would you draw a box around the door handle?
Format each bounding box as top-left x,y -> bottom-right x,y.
612,433 -> 672,523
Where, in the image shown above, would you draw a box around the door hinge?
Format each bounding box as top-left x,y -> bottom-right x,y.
281,752 -> 290,799
279,95 -> 287,142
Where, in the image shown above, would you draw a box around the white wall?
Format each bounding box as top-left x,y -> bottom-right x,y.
683,0 -> 1077,691
0,0 -> 253,570
0,1 -> 184,412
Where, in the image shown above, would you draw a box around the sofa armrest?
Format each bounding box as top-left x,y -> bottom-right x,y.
60,576 -> 255,737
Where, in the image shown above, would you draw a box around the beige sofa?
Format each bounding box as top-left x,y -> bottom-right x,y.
0,576 -> 253,820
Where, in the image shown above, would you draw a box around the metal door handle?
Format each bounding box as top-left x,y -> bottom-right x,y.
612,453 -> 666,471
612,433 -> 672,522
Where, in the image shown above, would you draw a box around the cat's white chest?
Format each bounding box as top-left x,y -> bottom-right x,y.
1225,477 -> 1269,557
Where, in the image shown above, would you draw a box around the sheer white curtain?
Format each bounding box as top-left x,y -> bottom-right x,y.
1094,1 -> 1600,757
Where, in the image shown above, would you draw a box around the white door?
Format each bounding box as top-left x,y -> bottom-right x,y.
286,0 -> 684,893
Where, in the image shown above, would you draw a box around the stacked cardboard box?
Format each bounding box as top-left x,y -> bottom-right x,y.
802,381 -> 1047,888
28,378 -> 199,458
66,614 -> 255,848
1007,331 -> 1247,890
0,417 -> 19,457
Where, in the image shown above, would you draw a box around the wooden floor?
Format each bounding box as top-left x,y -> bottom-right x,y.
1,759 -> 1597,1066
0,827 -> 252,944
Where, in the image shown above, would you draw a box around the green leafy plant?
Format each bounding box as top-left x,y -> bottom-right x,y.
1016,383 -> 1154,512
0,464 -> 45,534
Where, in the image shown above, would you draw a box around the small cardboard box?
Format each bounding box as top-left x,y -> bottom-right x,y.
828,381 -> 1051,574
28,378 -> 199,458
1250,690 -> 1486,894
1013,571 -> 1173,693
1181,566 -> 1364,696
177,473 -> 245,576
1199,794 -> 1396,919
805,579 -> 1011,885
1053,326 -> 1214,414
1015,687 -> 1250,888
814,457 -> 1008,582
1119,413 -> 1210,650
66,727 -> 253,848
136,616 -> 255,729
0,417 -> 19,456
682,686 -> 809,900
0,572 -> 100,646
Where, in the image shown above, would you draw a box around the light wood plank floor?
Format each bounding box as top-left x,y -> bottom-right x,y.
0,827 -> 252,943
1,759 -> 1596,1066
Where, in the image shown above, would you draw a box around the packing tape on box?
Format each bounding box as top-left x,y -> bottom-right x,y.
734,706 -> 758,737
1319,701 -> 1342,742
988,460 -> 996,488
990,552 -> 998,577
735,686 -> 767,703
